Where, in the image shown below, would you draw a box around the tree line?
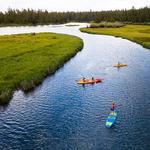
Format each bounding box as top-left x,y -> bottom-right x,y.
0,7 -> 150,25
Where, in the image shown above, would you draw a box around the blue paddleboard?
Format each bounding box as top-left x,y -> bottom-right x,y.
106,111 -> 117,128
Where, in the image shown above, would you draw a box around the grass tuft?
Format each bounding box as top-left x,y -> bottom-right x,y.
31,32 -> 36,36
0,90 -> 13,104
20,77 -> 42,92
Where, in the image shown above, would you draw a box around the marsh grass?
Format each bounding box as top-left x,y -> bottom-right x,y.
90,22 -> 125,28
0,90 -> 13,104
0,32 -> 83,104
80,25 -> 150,49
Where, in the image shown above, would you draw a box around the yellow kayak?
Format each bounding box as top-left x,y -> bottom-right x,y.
113,64 -> 127,68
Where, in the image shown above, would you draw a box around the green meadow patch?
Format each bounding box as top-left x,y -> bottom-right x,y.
0,32 -> 83,104
80,25 -> 150,49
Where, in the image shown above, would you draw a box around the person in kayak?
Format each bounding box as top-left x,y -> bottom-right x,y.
92,77 -> 94,81
82,77 -> 86,82
111,101 -> 116,111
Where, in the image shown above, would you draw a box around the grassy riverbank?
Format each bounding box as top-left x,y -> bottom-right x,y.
0,33 -> 83,104
80,25 -> 150,49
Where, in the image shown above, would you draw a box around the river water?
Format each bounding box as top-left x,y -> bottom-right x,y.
0,24 -> 150,150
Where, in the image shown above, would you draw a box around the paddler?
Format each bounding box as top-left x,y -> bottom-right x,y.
111,101 -> 116,111
82,77 -> 86,82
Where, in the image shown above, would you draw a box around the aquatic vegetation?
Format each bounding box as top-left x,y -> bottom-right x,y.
0,33 -> 83,104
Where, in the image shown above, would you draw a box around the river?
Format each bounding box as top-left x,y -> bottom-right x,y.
0,24 -> 150,150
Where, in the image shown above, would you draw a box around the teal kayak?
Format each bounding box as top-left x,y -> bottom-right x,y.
106,111 -> 117,128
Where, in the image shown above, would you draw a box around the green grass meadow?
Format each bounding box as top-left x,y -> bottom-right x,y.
80,25 -> 150,49
0,32 -> 83,104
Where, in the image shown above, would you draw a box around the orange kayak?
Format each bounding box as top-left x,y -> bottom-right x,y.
77,79 -> 102,84
113,64 -> 127,68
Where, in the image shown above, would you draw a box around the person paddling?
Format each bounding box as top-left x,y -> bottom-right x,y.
82,77 -> 86,82
111,101 -> 116,111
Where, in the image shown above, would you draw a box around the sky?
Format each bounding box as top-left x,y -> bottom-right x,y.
0,0 -> 149,12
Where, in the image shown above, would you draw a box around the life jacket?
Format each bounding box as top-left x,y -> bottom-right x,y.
112,103 -> 116,109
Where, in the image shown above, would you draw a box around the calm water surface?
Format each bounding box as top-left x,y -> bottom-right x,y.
0,24 -> 150,150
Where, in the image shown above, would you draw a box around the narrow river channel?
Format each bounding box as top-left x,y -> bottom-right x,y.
0,24 -> 150,150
